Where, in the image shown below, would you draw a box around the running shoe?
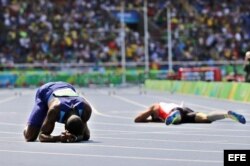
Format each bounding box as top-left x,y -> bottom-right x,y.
165,110 -> 181,125
228,110 -> 246,124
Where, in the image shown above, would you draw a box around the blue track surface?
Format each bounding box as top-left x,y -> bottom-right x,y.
0,87 -> 249,166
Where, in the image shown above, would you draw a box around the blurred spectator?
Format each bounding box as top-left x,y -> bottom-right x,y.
0,0 -> 250,65
0,0 -> 129,64
244,51 -> 250,82
151,0 -> 250,61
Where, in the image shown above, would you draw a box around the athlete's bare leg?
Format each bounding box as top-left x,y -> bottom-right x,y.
23,125 -> 40,141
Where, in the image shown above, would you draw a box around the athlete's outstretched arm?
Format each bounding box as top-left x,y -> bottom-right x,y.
134,104 -> 159,123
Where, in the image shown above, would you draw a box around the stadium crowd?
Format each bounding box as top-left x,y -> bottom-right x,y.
146,0 -> 250,62
0,0 -> 250,65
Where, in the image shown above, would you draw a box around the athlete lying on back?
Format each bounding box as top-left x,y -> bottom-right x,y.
134,102 -> 246,125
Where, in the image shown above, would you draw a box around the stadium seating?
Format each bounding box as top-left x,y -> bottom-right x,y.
0,0 -> 250,65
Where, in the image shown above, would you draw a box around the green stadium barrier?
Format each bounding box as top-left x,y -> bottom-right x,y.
194,82 -> 205,96
0,70 -> 171,87
207,82 -> 220,97
247,89 -> 250,102
231,83 -> 250,102
0,71 -> 146,87
49,72 -> 71,83
0,72 -> 18,87
1,70 -> 249,102
171,81 -> 181,93
159,80 -> 171,91
7,69 -> 249,103
217,82 -> 232,100
126,71 -> 139,84
75,73 -> 88,86
25,72 -> 47,86
15,73 -> 26,87
186,81 -> 196,94
228,83 -> 238,100
145,80 -> 250,102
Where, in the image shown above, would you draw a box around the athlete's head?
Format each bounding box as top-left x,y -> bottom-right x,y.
246,51 -> 250,61
65,115 -> 83,136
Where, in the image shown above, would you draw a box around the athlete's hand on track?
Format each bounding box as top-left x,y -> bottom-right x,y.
60,131 -> 77,143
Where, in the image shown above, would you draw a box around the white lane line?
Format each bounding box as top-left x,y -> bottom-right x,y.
92,131 -> 248,138
2,127 -> 250,139
0,112 -> 19,114
168,90 -> 250,105
98,88 -> 248,116
0,91 -> 12,95
0,140 -> 221,153
96,89 -> 147,108
81,92 -> 134,119
89,122 -> 250,132
90,105 -> 131,120
67,144 -> 223,153
0,129 -> 249,146
91,136 -> 250,146
0,134 -> 249,147
1,121 -> 249,137
95,91 -> 250,123
0,122 -> 23,126
0,131 -> 22,135
91,129 -> 250,138
144,94 -> 250,114
0,149 -> 222,163
81,95 -> 110,117
0,96 -> 22,104
0,91 -> 25,96
145,94 -> 221,111
84,89 -> 147,119
111,95 -> 148,108
1,121 -> 249,133
91,111 -> 131,120
0,136 -> 20,139
0,91 -> 33,104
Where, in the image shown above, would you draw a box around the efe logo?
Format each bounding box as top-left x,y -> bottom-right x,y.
228,154 -> 246,161
224,150 -> 249,166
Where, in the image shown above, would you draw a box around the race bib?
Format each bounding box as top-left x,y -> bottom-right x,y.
53,88 -> 79,97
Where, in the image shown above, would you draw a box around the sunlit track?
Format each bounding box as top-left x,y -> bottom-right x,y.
0,91 -> 33,104
0,87 -> 249,166
0,120 -> 250,133
0,149 -> 223,164
0,141 -> 224,153
2,121 -> 249,132
1,135 -> 250,146
1,128 -> 250,138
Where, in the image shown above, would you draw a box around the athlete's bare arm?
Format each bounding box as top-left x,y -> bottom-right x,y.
38,104 -> 60,142
39,104 -> 76,143
82,101 -> 92,122
76,101 -> 92,141
134,104 -> 160,122
23,98 -> 58,142
23,125 -> 40,142
82,123 -> 90,140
